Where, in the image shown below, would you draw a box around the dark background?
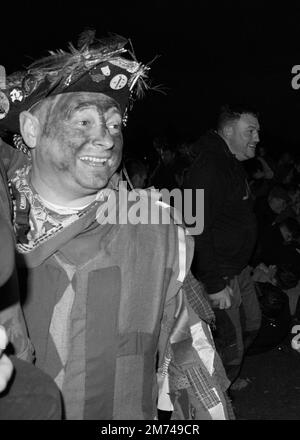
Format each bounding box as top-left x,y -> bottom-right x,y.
2,1 -> 300,158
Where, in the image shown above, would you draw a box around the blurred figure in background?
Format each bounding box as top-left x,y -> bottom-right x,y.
245,157 -> 274,200
124,157 -> 148,189
149,136 -> 178,191
275,151 -> 294,185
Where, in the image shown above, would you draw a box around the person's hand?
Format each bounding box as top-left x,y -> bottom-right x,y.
209,286 -> 233,310
0,325 -> 13,393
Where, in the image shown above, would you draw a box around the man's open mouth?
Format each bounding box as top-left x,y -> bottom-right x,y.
79,156 -> 110,166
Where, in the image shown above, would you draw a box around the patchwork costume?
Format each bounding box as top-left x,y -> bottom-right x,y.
4,159 -> 230,419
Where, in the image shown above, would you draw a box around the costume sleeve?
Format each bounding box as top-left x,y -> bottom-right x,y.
0,270 -> 35,362
184,154 -> 227,294
183,270 -> 215,326
0,138 -> 28,178
157,284 -> 232,419
0,177 -> 34,363
154,210 -> 231,419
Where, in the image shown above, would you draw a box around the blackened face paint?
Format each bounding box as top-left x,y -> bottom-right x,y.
34,92 -> 123,201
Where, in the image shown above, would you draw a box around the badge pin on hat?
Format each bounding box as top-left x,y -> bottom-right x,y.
0,32 -> 160,156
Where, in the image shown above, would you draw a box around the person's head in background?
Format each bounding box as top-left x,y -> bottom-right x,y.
278,217 -> 300,244
125,158 -> 148,188
286,184 -> 300,205
160,146 -> 176,166
268,186 -> 291,214
217,104 -> 260,161
257,145 -> 267,157
245,158 -> 265,180
278,151 -> 294,166
153,136 -> 167,156
153,136 -> 176,166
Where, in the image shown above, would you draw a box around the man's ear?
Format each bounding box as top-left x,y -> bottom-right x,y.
223,124 -> 233,140
19,111 -> 40,149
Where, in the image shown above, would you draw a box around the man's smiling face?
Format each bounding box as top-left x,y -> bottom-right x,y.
33,92 -> 123,200
227,113 -> 260,161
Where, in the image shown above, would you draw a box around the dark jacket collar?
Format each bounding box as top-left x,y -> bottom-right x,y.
209,130 -> 237,159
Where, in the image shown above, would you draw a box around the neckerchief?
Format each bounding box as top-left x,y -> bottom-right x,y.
10,164 -> 116,253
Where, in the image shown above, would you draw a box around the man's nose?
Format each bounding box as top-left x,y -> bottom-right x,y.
92,125 -> 114,149
253,131 -> 260,142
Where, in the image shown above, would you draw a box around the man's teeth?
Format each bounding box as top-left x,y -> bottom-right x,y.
80,156 -> 108,164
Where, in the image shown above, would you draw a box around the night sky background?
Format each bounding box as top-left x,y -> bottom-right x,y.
2,1 -> 300,160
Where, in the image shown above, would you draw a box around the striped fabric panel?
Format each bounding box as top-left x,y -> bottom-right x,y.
185,366 -> 220,410
183,271 -> 215,325
84,266 -> 121,419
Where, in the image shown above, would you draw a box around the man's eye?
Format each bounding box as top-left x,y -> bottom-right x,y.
107,122 -> 122,133
78,120 -> 90,127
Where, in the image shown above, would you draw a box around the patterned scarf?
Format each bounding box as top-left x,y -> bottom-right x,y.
10,164 -> 110,253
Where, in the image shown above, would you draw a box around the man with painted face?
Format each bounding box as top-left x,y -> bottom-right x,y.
184,105 -> 262,389
0,34 -> 233,419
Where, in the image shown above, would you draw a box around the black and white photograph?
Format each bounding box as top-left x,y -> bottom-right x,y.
0,1 -> 300,426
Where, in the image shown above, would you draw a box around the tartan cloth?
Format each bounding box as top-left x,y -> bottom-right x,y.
183,272 -> 230,392
169,351 -> 231,419
224,391 -> 236,420
185,365 -> 220,410
166,291 -> 232,419
171,275 -> 233,418
183,271 -> 215,327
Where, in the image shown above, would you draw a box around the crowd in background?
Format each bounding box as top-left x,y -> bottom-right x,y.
1,25 -> 299,420
125,137 -> 300,356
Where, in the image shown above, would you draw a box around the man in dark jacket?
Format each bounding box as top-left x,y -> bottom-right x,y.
184,105 -> 262,386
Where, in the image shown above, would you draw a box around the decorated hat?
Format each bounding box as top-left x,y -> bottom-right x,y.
0,31 -> 150,139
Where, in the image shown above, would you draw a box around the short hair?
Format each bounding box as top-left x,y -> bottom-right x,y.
217,104 -> 259,131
